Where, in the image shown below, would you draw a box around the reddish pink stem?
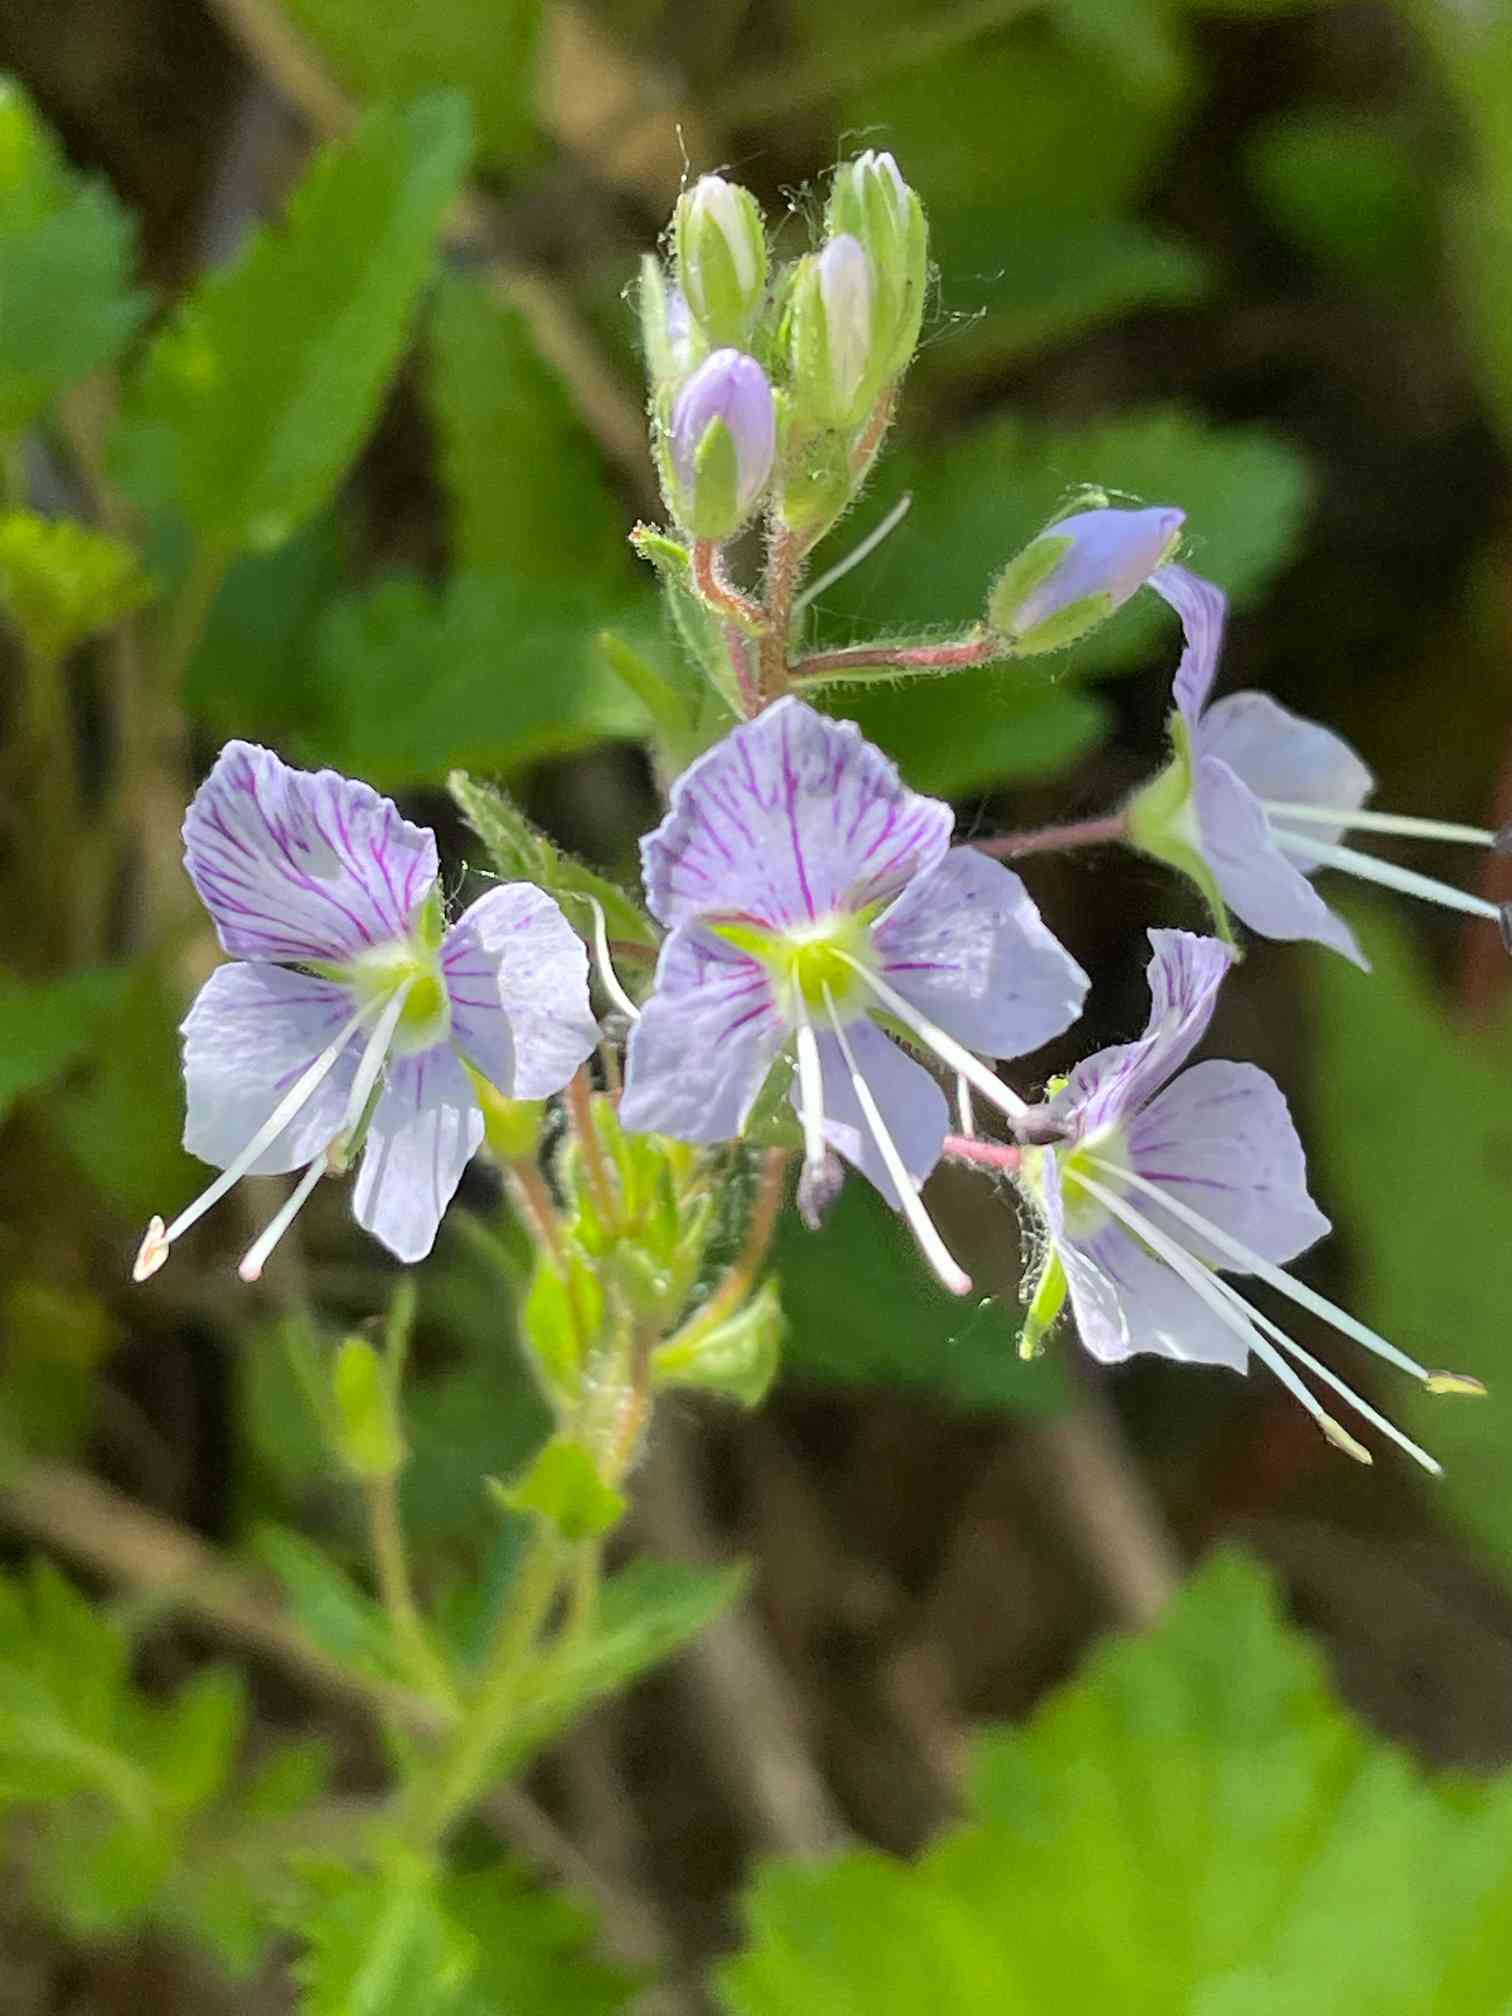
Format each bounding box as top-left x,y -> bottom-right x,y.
944,1134 -> 1021,1174
692,538 -> 766,635
974,811 -> 1128,861
790,632 -> 1001,682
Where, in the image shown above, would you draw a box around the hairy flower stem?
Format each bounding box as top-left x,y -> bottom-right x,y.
406,1522 -> 568,1850
974,810 -> 1129,860
362,1470 -> 457,1710
789,629 -> 1002,683
944,1133 -> 1021,1173
567,1068 -> 618,1229
692,537 -> 767,635
760,522 -> 805,701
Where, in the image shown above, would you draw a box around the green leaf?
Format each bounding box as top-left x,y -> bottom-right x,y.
280,0 -> 544,172
491,1557 -> 747,1775
0,965 -> 127,1126
445,1862 -> 639,2016
292,1850 -> 474,2016
500,1437 -> 626,1541
0,76 -> 148,433
1310,906 -> 1512,1567
252,1524 -> 410,1689
1248,111 -> 1438,298
116,95 -> 471,554
827,673 -> 1110,799
719,1549 -> 1512,2014
0,510 -> 150,665
449,769 -> 656,947
776,1178 -> 1067,1415
427,272 -> 626,591
654,1276 -> 785,1407
312,572 -> 650,787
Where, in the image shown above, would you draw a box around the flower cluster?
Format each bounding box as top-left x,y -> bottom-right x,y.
135,149 -> 1498,1478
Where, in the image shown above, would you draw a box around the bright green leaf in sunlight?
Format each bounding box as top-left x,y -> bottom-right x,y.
776,1177 -> 1066,1415
115,96 -> 471,555
427,272 -> 627,591
0,511 -> 150,666
0,76 -> 147,435
312,572 -> 649,788
281,0 -> 543,172
720,1549 -> 1512,2015
1311,906 -> 1512,1572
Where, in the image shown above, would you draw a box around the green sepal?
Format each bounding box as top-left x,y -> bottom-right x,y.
498,1436 -> 626,1541
654,1277 -> 784,1408
675,179 -> 767,349
521,1246 -> 604,1406
1013,590 -> 1117,657
0,511 -> 151,667
471,1072 -> 546,1162
684,413 -> 742,540
777,421 -> 854,539
1019,1251 -> 1068,1361
985,531 -> 1073,638
330,1335 -> 405,1479
787,252 -> 873,432
413,882 -> 446,954
1125,711 -> 1238,948
828,158 -> 928,381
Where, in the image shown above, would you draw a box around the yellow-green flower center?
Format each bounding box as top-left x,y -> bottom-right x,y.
710,912 -> 875,1020
346,942 -> 453,1054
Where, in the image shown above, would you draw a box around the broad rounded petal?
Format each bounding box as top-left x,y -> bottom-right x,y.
185,741 -> 438,964
1198,692 -> 1372,846
806,1018 -> 947,1211
872,847 -> 1089,1058
182,963 -> 357,1175
1128,1059 -> 1330,1266
1151,564 -> 1228,723
1077,1221 -> 1249,1369
1197,756 -> 1369,968
640,696 -> 953,931
1051,928 -> 1234,1137
619,926 -> 785,1142
442,884 -> 599,1100
353,1047 -> 482,1263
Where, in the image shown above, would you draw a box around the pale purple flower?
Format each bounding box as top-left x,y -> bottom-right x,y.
1135,565 -> 1511,963
668,348 -> 776,536
1018,927 -> 1480,1469
999,505 -> 1185,643
618,697 -> 1089,1292
133,742 -> 597,1279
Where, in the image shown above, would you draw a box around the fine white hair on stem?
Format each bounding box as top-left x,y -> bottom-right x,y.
822,986 -> 971,1296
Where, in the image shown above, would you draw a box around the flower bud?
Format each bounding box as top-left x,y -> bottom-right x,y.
674,174 -> 768,348
666,348 -> 776,540
988,505 -> 1185,654
826,150 -> 927,382
790,234 -> 876,428
639,254 -> 698,386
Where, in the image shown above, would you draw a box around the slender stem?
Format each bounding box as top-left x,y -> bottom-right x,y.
943,1133 -> 1021,1174
692,538 -> 767,635
760,522 -> 805,701
724,622 -> 761,716
789,629 -> 1002,684
662,1148 -> 788,1353
363,1471 -> 457,1709
408,1523 -> 567,1850
505,1158 -> 567,1268
974,810 -> 1129,861
567,1068 -> 618,1230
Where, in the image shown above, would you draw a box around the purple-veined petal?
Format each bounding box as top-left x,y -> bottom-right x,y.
872,847 -> 1089,1059
807,1017 -> 947,1211
182,963 -> 358,1175
1050,928 -> 1234,1138
1076,1219 -> 1250,1370
1197,756 -> 1369,968
184,741 -> 438,964
1126,1058 -> 1329,1268
442,884 -> 598,1100
640,696 -> 953,932
1036,1147 -> 1130,1360
1197,692 -> 1373,847
1151,564 -> 1228,723
618,925 -> 785,1142
353,1047 -> 482,1263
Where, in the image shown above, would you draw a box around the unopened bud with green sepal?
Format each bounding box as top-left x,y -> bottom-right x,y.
988,505 -> 1184,656
788,234 -> 877,429
675,174 -> 768,349
664,348 -> 776,540
826,150 -> 927,383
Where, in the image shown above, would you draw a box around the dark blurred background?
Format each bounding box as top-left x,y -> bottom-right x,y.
3,0 -> 1512,2007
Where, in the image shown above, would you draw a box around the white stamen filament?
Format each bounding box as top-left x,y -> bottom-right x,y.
133,998 -> 375,1280
1263,801 -> 1497,849
795,491 -> 914,613
956,1074 -> 976,1139
578,893 -> 641,1022
792,1007 -> 828,1186
822,985 -> 972,1296
330,980 -> 413,1165
1276,833 -> 1501,923
1071,1170 -> 1374,1465
1202,1265 -> 1441,1474
833,950 -> 1031,1121
1081,1153 -> 1438,1382
237,1153 -> 330,1284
